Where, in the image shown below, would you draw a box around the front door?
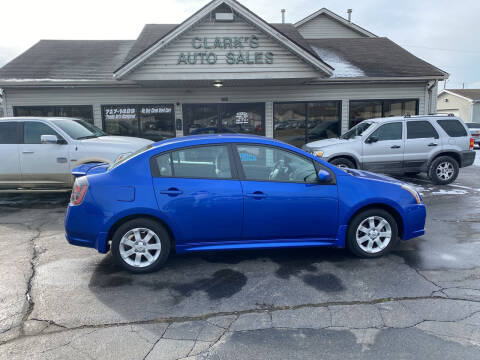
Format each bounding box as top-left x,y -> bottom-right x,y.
235,144 -> 338,241
152,144 -> 243,246
362,121 -> 404,172
19,121 -> 71,187
182,103 -> 265,136
0,121 -> 21,188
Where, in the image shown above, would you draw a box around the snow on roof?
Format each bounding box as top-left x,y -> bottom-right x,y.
311,46 -> 365,78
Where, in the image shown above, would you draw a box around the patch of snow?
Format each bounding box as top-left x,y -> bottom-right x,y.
474,150 -> 480,167
311,46 -> 365,78
431,189 -> 468,196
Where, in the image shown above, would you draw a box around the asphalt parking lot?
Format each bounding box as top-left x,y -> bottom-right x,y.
1,155 -> 480,359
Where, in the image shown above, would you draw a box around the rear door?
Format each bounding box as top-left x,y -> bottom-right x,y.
235,144 -> 338,241
404,120 -> 440,171
362,121 -> 404,172
0,121 -> 21,188
152,144 -> 243,245
19,121 -> 71,187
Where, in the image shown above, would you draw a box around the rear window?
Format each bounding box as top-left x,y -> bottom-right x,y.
407,121 -> 439,139
437,120 -> 468,137
466,123 -> 480,129
0,122 -> 19,144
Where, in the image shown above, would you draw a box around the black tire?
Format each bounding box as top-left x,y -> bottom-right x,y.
347,209 -> 399,258
330,157 -> 355,169
405,172 -> 420,176
428,156 -> 459,185
111,218 -> 171,274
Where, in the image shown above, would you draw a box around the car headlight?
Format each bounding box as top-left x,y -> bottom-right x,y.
401,184 -> 422,204
114,152 -> 132,163
311,150 -> 324,158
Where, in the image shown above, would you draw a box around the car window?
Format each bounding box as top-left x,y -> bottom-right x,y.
236,144 -> 317,183
368,122 -> 402,141
152,153 -> 173,177
52,119 -> 106,139
170,145 -> 232,179
466,123 -> 480,129
341,122 -> 373,140
0,122 -> 19,144
437,120 -> 468,137
24,122 -> 60,144
407,121 -> 439,139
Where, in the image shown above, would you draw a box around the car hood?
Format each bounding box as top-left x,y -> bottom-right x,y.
305,137 -> 355,149
343,168 -> 404,185
78,136 -> 153,148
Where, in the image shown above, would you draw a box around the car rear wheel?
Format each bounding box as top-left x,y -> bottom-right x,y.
347,209 -> 398,258
111,218 -> 171,273
428,156 -> 459,185
330,157 -> 355,169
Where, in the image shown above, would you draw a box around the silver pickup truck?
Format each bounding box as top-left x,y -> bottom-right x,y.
303,115 -> 476,185
0,117 -> 152,190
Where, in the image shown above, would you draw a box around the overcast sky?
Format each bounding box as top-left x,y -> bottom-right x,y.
1,0 -> 479,89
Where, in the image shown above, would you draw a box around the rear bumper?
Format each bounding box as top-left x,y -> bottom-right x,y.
460,150 -> 476,168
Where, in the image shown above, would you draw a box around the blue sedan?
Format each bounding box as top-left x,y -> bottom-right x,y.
65,134 -> 426,273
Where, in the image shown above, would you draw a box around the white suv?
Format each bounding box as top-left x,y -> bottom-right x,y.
0,117 -> 153,190
303,115 -> 476,184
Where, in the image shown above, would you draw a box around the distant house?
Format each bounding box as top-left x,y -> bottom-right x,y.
437,89 -> 480,123
0,90 -> 3,117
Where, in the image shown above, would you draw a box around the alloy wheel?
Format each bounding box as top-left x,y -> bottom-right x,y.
356,216 -> 392,254
436,161 -> 454,181
119,228 -> 162,268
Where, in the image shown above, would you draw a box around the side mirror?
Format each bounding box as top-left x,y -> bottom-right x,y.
366,136 -> 378,144
317,169 -> 332,183
41,134 -> 59,144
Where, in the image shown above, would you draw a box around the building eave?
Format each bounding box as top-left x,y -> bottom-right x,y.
0,79 -> 137,88
308,75 -> 448,84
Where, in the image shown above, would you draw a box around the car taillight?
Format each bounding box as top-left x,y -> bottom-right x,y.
70,176 -> 89,206
470,137 -> 475,150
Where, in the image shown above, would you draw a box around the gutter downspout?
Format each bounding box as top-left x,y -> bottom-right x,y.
0,88 -> 6,117
427,80 -> 437,114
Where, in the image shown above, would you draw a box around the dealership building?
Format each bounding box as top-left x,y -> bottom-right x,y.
0,0 -> 447,147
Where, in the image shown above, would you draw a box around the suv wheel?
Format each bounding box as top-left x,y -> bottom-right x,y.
428,156 -> 459,185
330,157 -> 355,169
347,209 -> 398,258
111,218 -> 171,273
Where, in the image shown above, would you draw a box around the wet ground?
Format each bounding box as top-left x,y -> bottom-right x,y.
1,159 -> 480,359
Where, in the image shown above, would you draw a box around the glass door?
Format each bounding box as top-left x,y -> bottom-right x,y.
183,104 -> 219,135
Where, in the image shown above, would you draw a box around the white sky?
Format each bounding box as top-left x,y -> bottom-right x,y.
0,0 -> 479,89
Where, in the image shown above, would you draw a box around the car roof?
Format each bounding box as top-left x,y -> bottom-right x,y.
152,134 -> 290,148
362,114 -> 462,124
0,116 -> 81,122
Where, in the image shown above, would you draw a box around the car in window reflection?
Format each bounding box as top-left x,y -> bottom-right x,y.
65,134 -> 426,274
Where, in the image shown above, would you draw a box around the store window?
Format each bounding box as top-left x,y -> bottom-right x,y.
14,106 -> 94,123
273,101 -> 341,148
182,103 -> 265,136
102,104 -> 175,141
349,99 -> 418,128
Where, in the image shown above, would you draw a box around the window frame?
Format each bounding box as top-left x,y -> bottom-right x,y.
366,121 -> 404,143
102,104 -> 176,140
150,144 -> 239,180
406,120 -> 439,140
273,100 -> 342,146
349,99 -> 419,128
232,143 -> 336,185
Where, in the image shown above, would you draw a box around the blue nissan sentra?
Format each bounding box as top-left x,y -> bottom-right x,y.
65,134 -> 426,273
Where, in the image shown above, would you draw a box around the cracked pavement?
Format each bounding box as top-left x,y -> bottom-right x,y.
1,163 -> 480,359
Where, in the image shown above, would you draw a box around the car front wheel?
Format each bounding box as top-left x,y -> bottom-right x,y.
111,218 -> 171,273
428,156 -> 459,185
330,157 -> 355,169
347,209 -> 398,258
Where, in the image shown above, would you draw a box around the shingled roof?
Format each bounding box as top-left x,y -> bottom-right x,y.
443,89 -> 480,101
308,38 -> 447,78
0,40 -> 133,81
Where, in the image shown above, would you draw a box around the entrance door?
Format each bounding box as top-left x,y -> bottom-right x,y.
182,103 -> 265,136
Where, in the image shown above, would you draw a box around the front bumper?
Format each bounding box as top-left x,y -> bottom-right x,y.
402,203 -> 426,241
460,150 -> 476,168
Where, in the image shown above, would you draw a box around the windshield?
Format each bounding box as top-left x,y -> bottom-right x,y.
108,144 -> 153,171
341,122 -> 373,140
466,123 -> 480,129
52,119 -> 106,140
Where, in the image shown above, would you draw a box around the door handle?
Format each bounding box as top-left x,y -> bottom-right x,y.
159,188 -> 183,196
428,143 -> 438,147
246,191 -> 267,199
390,145 -> 401,149
22,151 -> 34,154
